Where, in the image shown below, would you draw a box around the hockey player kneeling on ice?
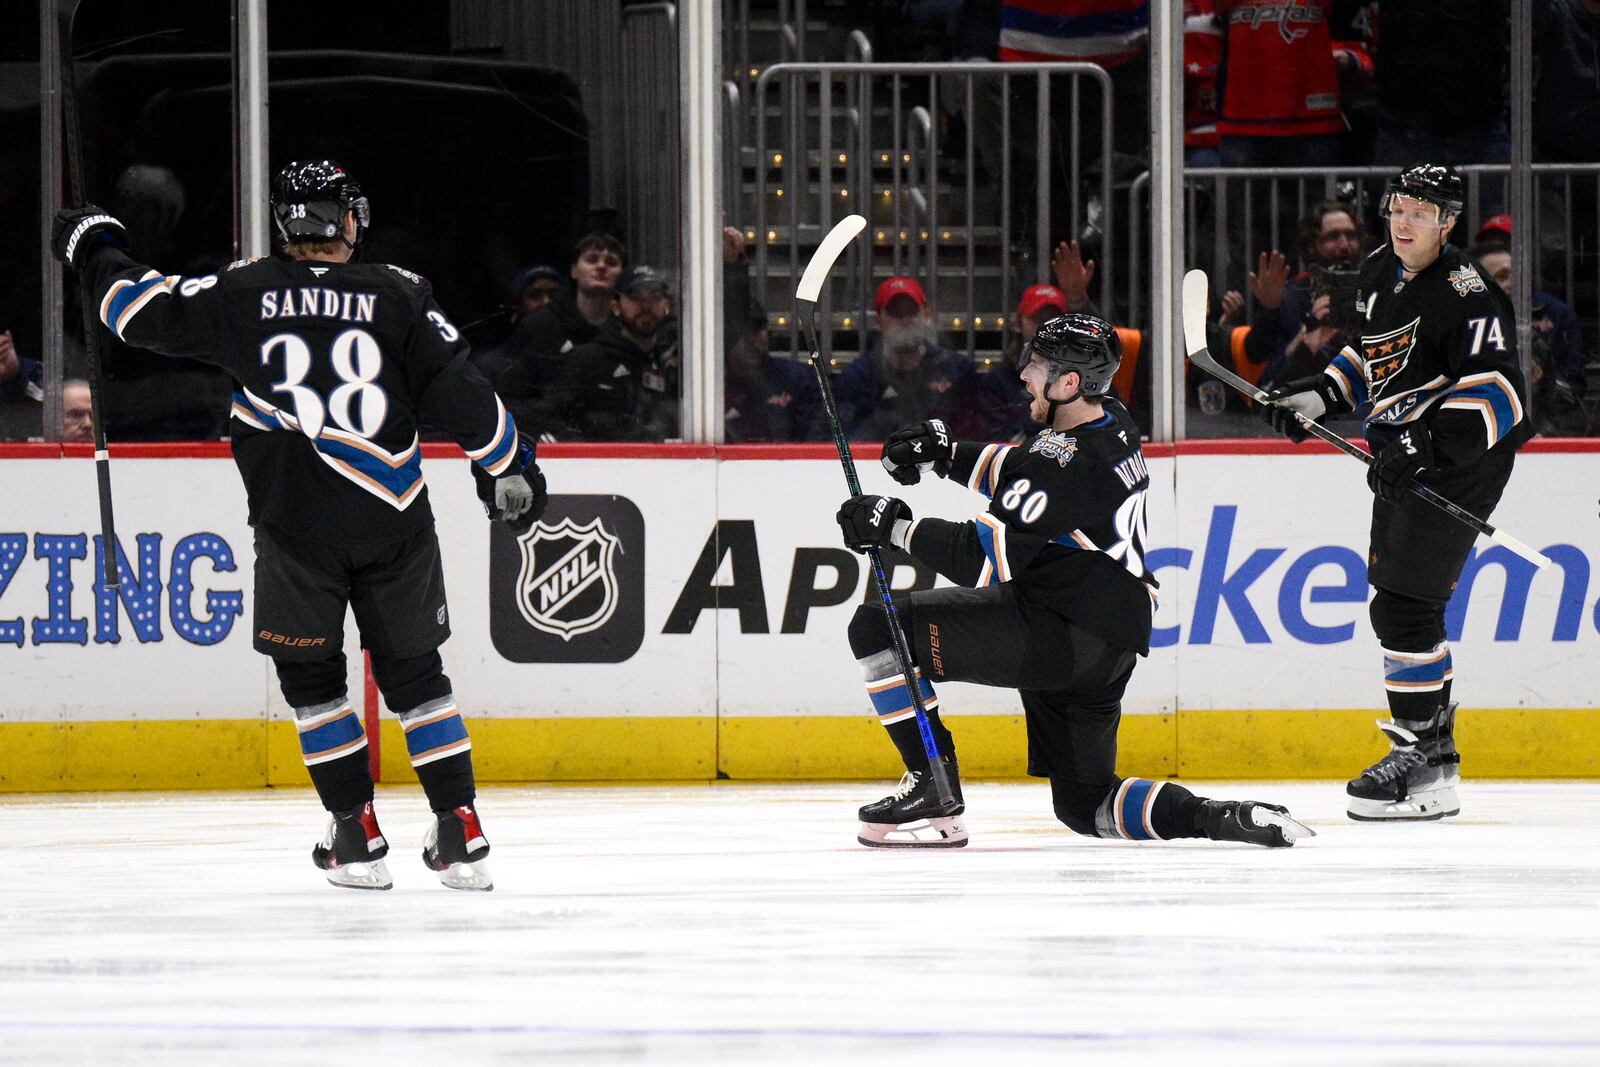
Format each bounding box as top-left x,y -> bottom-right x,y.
1260,165 -> 1531,822
53,160 -> 551,890
837,314 -> 1313,849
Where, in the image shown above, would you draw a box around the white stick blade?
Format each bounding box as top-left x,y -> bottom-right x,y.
1181,269 -> 1210,358
1490,529 -> 1552,570
796,215 -> 867,303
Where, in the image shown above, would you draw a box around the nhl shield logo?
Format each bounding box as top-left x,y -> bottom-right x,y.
514,517 -> 622,640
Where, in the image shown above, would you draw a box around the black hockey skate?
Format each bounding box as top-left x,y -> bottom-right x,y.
423,804 -> 494,891
1197,800 -> 1315,847
1347,702 -> 1461,821
857,758 -> 967,848
312,800 -> 393,890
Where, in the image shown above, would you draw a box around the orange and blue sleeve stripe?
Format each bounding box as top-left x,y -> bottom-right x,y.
1324,347 -> 1367,409
965,444 -> 1011,499
99,271 -> 177,340
1439,371 -> 1523,448
465,397 -> 519,476
973,513 -> 1011,586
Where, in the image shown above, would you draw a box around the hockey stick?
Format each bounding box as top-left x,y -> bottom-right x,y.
1181,269 -> 1550,571
797,214 -> 956,808
58,0 -> 122,589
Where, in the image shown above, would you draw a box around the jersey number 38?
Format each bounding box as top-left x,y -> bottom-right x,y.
261,328 -> 387,440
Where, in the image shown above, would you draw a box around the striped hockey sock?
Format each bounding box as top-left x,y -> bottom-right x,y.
859,649 -> 953,771
1382,641 -> 1453,724
398,695 -> 476,812
294,696 -> 373,813
1095,778 -> 1203,841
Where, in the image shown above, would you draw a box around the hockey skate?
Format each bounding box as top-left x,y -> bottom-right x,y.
857,758 -> 967,848
1347,703 -> 1461,821
423,804 -> 494,891
312,801 -> 393,890
1197,800 -> 1315,847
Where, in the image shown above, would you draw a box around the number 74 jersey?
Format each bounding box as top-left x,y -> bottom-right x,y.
901,397 -> 1158,655
80,249 -> 519,546
1322,242 -> 1532,466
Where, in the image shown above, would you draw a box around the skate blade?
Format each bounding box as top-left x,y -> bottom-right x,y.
1347,785 -> 1460,822
1256,807 -> 1316,844
325,858 -> 393,891
857,816 -> 968,849
435,859 -> 494,891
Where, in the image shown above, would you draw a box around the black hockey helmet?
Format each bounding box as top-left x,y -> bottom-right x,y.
1025,312 -> 1121,398
271,160 -> 370,246
1380,164 -> 1465,222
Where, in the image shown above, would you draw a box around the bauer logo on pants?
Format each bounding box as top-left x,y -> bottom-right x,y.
489,495 -> 645,663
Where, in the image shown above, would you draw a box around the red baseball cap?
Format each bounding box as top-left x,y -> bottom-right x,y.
874,275 -> 927,312
1475,214 -> 1513,241
1018,283 -> 1068,320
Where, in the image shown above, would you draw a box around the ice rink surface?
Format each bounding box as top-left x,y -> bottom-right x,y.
2,780 -> 1597,1066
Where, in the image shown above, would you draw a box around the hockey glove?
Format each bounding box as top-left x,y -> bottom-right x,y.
880,419 -> 953,486
1367,425 -> 1433,503
1257,374 -> 1349,443
51,206 -> 129,272
837,494 -> 910,553
473,434 -> 548,534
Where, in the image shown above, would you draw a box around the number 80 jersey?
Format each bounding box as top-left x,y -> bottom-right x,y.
82,249 -> 518,546
904,397 -> 1158,654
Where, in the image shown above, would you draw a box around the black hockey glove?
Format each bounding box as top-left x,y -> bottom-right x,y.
880,419 -> 953,486
473,434 -> 548,534
1257,374 -> 1349,443
1367,425 -> 1433,503
836,494 -> 911,553
51,206 -> 129,272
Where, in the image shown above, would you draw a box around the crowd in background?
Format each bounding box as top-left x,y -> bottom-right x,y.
4,0 -> 1598,444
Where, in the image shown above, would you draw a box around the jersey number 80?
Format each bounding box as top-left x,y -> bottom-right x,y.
261,328 -> 387,440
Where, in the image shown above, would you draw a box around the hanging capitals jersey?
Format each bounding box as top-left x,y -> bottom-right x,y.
1320,243 -> 1532,467
903,398 -> 1157,654
80,248 -> 521,545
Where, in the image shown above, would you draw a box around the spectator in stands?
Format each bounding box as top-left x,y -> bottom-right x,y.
1245,201 -> 1369,387
497,232 -> 626,438
553,265 -> 679,442
62,379 -> 94,444
838,275 -> 1022,441
0,326 -> 43,441
725,299 -> 824,443
1003,282 -> 1069,369
1471,238 -> 1593,435
1184,0 -> 1223,168
512,264 -> 566,317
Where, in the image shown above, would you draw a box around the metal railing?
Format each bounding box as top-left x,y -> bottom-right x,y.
750,61 -> 1114,364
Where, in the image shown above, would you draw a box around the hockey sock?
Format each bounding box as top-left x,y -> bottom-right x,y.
294,696 -> 374,813
397,695 -> 476,811
859,649 -> 953,771
1093,778 -> 1203,841
1382,641 -> 1453,725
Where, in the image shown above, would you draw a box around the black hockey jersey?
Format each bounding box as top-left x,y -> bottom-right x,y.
904,398 -> 1158,654
80,249 -> 520,545
1322,243 -> 1532,467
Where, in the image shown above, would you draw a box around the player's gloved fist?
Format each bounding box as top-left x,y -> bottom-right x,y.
51,206 -> 129,272
473,434 -> 548,534
880,419 -> 953,486
1257,374 -> 1346,443
836,494 -> 910,553
1367,425 -> 1433,503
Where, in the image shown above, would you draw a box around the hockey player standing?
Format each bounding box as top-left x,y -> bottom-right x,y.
1262,164 -> 1531,821
53,161 -> 548,890
836,313 -> 1313,849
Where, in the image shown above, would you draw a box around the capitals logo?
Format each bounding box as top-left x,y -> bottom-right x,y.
515,517 -> 621,640
1360,316 -> 1421,399
1029,430 -> 1080,467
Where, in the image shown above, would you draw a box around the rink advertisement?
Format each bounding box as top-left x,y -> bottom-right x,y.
1,441 -> 1597,790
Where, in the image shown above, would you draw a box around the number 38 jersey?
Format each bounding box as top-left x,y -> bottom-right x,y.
80,249 -> 520,545
904,397 -> 1158,654
1321,242 -> 1533,466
